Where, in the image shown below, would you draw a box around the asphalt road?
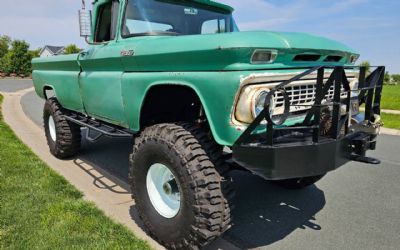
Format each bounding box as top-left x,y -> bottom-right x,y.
0,78 -> 34,93
2,79 -> 400,249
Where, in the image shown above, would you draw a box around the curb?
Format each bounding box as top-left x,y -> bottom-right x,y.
381,110 -> 400,115
381,127 -> 400,136
360,107 -> 400,115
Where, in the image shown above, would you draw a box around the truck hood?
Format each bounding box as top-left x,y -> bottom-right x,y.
185,31 -> 355,51
122,31 -> 358,71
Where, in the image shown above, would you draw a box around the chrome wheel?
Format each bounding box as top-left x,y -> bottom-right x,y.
48,115 -> 56,141
146,163 -> 181,218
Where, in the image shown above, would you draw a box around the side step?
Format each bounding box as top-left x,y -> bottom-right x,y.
63,113 -> 134,141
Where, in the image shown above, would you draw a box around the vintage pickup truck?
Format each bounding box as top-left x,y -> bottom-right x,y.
32,0 -> 385,249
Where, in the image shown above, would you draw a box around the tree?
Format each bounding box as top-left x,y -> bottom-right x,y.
0,35 -> 11,59
29,48 -> 41,59
2,40 -> 32,75
384,71 -> 391,85
64,44 -> 82,54
391,74 -> 400,85
0,35 -> 11,72
359,61 -> 371,73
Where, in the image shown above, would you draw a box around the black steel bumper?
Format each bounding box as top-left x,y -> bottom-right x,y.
232,66 -> 385,180
233,132 -> 378,180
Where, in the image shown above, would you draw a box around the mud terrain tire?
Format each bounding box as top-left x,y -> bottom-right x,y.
43,98 -> 81,159
129,123 -> 234,249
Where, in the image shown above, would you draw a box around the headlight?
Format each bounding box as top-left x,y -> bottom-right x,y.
235,86 -> 287,125
349,78 -> 360,97
253,89 -> 290,125
349,79 -> 359,90
252,90 -> 274,118
251,49 -> 278,64
349,54 -> 360,64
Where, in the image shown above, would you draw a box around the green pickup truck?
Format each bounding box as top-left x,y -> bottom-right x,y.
32,0 -> 385,249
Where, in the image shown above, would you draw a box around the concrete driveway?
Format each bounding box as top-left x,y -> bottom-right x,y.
2,79 -> 400,250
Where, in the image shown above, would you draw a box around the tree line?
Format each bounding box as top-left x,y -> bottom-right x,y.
359,61 -> 399,85
0,35 -> 81,77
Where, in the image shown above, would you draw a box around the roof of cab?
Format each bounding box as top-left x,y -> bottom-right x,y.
92,0 -> 234,12
190,0 -> 234,11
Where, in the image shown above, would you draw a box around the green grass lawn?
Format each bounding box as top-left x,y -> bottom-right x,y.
381,112 -> 400,130
0,94 -> 150,249
381,84 -> 400,111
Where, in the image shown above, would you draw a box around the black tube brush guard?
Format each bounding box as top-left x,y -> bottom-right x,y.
233,66 -> 385,180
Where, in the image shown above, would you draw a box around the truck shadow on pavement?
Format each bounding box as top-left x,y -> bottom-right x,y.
74,137 -> 325,249
224,171 -> 325,249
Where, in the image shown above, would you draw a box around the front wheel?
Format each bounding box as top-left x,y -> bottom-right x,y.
270,175 -> 326,190
129,123 -> 233,249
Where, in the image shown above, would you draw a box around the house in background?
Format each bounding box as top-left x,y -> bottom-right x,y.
39,45 -> 65,58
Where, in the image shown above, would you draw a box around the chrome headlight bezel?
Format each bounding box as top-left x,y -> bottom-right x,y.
251,89 -> 289,125
252,90 -> 275,119
235,85 -> 288,125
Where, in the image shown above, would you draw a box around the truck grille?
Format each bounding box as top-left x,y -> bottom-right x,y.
271,79 -> 352,114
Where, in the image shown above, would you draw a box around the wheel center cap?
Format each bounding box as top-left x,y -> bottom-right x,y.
163,183 -> 172,195
163,179 -> 179,196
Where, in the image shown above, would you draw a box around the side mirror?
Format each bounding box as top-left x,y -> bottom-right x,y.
79,9 -> 92,37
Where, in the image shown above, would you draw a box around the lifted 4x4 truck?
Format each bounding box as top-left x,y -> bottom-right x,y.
32,0 -> 385,249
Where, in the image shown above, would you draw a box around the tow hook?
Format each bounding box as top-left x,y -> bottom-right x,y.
349,114 -> 383,165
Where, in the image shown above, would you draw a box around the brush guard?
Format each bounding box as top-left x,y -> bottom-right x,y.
232,66 -> 385,180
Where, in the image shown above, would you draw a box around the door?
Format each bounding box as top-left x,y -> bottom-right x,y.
78,0 -> 128,127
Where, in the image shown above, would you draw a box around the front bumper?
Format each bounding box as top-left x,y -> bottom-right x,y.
233,131 -> 377,180
232,66 -> 385,180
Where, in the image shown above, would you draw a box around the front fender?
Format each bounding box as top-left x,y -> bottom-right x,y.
121,71 -> 244,146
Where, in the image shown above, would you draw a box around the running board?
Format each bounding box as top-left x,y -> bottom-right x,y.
63,113 -> 134,140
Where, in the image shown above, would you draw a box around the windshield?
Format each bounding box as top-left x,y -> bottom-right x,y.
122,0 -> 238,37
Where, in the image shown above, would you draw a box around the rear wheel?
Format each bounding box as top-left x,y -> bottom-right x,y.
43,98 -> 81,159
270,175 -> 326,190
129,123 -> 234,249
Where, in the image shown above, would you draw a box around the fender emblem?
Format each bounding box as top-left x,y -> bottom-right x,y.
120,50 -> 134,56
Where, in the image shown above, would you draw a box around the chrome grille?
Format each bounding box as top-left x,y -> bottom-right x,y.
271,79 -> 351,114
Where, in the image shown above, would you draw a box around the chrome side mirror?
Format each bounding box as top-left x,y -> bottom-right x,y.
79,9 -> 92,37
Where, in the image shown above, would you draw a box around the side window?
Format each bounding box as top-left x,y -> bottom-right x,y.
94,1 -> 119,42
201,19 -> 226,34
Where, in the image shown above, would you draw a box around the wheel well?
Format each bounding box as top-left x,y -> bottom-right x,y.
140,85 -> 204,127
43,86 -> 56,100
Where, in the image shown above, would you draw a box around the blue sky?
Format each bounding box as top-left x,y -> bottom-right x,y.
1,0 -> 399,73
